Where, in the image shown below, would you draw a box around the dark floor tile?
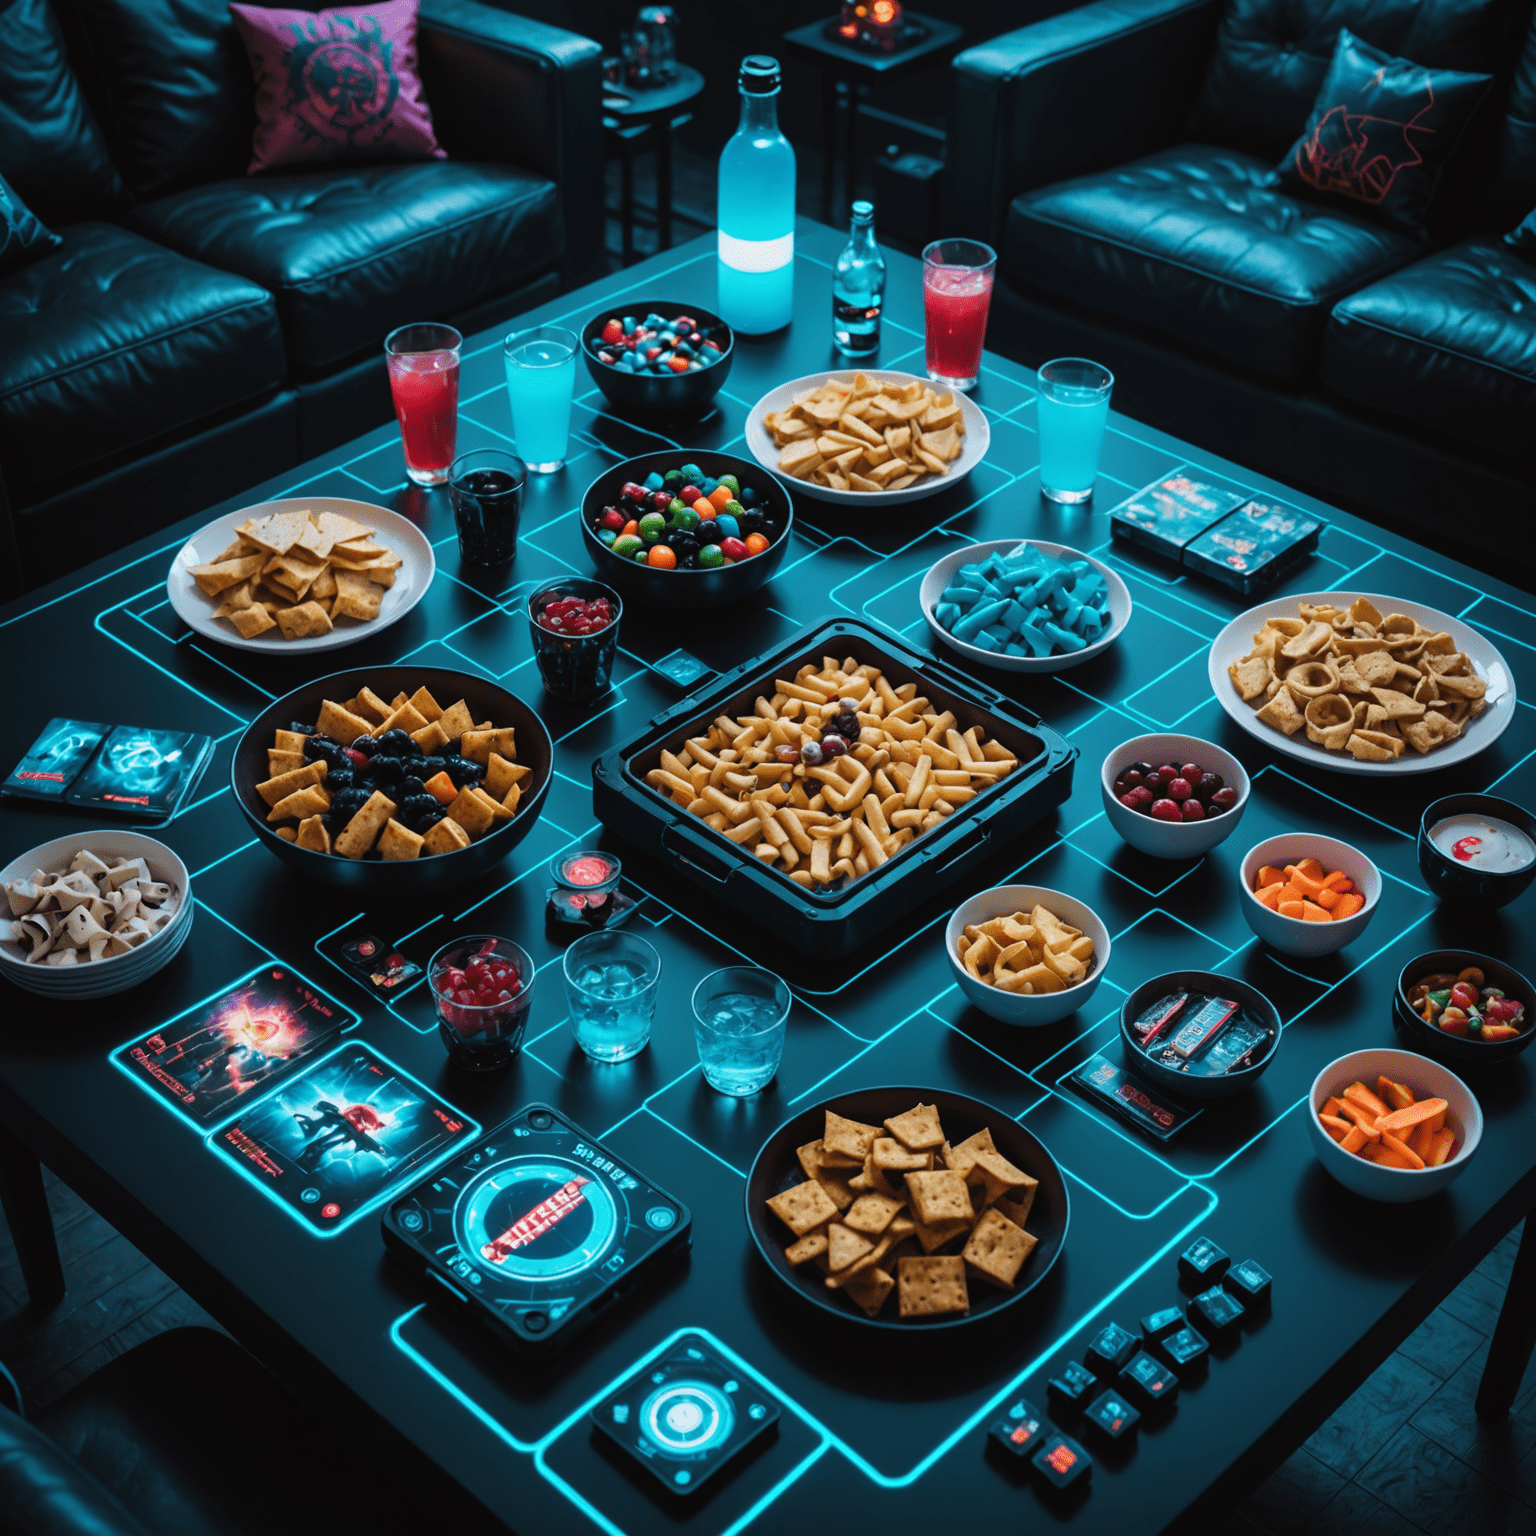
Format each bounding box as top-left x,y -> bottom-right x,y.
1306,1350 -> 1442,1478
1441,1264 -> 1518,1339
1360,1425 -> 1535,1536
1235,1449 -> 1349,1535
1399,1305 -> 1488,1382
1412,1344 -> 1536,1484
1313,1479 -> 1426,1536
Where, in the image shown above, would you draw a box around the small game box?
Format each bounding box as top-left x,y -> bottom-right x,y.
381,1104 -> 692,1360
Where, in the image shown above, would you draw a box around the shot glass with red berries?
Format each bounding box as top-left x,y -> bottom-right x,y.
528,578 -> 622,703
429,935 -> 535,1070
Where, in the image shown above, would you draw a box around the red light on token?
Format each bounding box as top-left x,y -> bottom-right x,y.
1046,1444 -> 1076,1473
321,1202 -> 341,1218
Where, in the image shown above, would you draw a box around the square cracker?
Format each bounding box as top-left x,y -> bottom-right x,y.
190,554 -> 264,595
438,700 -> 474,741
274,601 -> 333,640
828,1222 -> 875,1273
873,1136 -> 931,1173
962,1207 -> 1038,1289
842,1264 -> 895,1318
844,1192 -> 904,1236
314,699 -> 374,745
422,817 -> 471,856
968,1149 -> 1036,1209
315,510 -> 373,543
333,569 -> 384,621
904,1169 -> 972,1226
378,818 -> 424,861
823,1110 -> 881,1162
943,1127 -> 996,1180
240,510 -> 309,555
484,753 -> 531,801
445,786 -> 496,837
913,1215 -> 972,1254
334,790 -> 396,859
230,605 -> 277,638
785,1229 -> 829,1266
885,1103 -> 944,1150
767,1180 -> 840,1237
898,1255 -> 969,1318
813,1166 -> 856,1212
796,1140 -> 826,1182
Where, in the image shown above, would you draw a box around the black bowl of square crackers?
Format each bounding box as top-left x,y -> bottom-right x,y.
747,1087 -> 1068,1330
233,667 -> 552,896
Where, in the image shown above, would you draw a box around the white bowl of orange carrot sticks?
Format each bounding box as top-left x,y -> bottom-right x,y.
1239,833 -> 1381,958
1308,1048 -> 1481,1203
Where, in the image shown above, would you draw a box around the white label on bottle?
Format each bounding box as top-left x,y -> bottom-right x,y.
718,230 -> 794,273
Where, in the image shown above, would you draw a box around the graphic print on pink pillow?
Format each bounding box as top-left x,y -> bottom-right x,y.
230,0 -> 445,174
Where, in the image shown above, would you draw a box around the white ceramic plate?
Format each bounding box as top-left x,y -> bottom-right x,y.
920,539 -> 1132,674
744,370 -> 990,507
166,497 -> 434,654
1208,591 -> 1515,776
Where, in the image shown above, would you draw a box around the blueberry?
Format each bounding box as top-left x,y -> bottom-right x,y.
287,721 -> 316,735
349,735 -> 380,759
375,729 -> 415,755
369,756 -> 403,784
399,776 -> 426,798
696,521 -> 723,545
326,767 -> 356,793
445,758 -> 483,787
740,508 -> 766,534
420,756 -> 449,778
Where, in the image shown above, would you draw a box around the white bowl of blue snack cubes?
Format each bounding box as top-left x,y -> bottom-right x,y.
919,539 -> 1132,673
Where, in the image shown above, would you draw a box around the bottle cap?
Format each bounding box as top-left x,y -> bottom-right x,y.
739,55 -> 781,94
852,199 -> 874,221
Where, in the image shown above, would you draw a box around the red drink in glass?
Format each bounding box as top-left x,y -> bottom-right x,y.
922,240 -> 997,392
385,323 -> 462,485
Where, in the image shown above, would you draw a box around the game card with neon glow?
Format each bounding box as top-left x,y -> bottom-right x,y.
207,1041 -> 478,1235
113,964 -> 352,1128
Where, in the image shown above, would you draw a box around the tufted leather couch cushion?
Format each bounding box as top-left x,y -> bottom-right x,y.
129,160 -> 560,372
0,0 -> 124,224
1007,143 -> 1416,376
1191,0 -> 1524,162
1321,237 -> 1536,459
0,222 -> 285,492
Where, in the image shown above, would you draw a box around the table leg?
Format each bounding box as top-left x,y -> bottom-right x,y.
0,1124 -> 64,1307
821,69 -> 837,225
620,142 -> 636,267
1476,1215 -> 1536,1420
657,121 -> 674,253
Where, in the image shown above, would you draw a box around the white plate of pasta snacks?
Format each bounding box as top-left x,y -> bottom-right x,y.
1209,592 -> 1514,776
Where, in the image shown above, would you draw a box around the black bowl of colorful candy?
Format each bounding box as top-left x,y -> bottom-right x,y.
232,667 -> 552,897
1119,971 -> 1282,1100
580,450 -> 793,609
527,578 -> 622,704
1392,950 -> 1535,1066
581,300 -> 734,419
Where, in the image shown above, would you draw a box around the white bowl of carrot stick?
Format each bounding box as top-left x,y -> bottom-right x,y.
1308,1048 -> 1481,1203
1239,833 -> 1381,958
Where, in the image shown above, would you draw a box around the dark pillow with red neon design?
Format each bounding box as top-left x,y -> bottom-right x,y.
228,0 -> 445,175
1275,29 -> 1492,235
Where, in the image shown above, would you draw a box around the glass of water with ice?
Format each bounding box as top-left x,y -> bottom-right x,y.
563,931 -> 661,1063
691,967 -> 791,1097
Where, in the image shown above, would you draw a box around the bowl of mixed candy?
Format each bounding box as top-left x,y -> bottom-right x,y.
1392,950 -> 1533,1065
580,450 -> 792,608
581,300 -> 733,419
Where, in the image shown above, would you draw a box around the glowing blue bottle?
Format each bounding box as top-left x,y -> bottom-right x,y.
717,56 -> 795,335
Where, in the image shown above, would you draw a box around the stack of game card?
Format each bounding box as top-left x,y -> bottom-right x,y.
4,719 -> 213,821
1110,470 -> 1323,593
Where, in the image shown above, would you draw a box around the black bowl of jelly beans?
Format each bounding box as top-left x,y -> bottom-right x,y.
580,450 -> 793,609
581,299 -> 734,420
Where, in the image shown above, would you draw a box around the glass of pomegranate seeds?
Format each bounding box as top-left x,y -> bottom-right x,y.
528,579 -> 622,703
429,934 -> 536,1070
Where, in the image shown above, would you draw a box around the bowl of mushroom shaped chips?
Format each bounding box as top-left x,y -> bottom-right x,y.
1,832 -> 191,997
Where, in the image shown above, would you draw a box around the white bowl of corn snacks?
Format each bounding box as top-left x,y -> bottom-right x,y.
745,370 -> 989,505
1209,592 -> 1515,776
167,497 -> 435,653
946,885 -> 1110,1026
1,832 -> 190,998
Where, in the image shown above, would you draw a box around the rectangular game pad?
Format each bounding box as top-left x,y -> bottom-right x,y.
64,725 -> 213,819
208,1041 -> 478,1235
3,718 -> 109,802
382,1103 -> 691,1359
113,964 -> 352,1127
591,1333 -> 780,1499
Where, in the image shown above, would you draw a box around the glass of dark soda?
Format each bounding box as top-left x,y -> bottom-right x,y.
448,449 -> 526,565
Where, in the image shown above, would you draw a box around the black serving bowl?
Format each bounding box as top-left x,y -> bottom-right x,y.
1417,794 -> 1536,910
1392,949 -> 1536,1066
746,1086 -> 1068,1332
233,667 -> 552,896
580,449 -> 793,609
1119,970 -> 1282,1100
581,298 -> 734,420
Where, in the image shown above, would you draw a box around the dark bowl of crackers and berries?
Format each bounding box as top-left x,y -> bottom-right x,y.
1393,950 -> 1535,1066
581,301 -> 733,419
580,450 -> 792,609
233,667 -> 552,895
747,1087 -> 1068,1329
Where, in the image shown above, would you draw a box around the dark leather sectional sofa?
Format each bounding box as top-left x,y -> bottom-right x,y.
0,0 -> 603,596
945,0 -> 1536,564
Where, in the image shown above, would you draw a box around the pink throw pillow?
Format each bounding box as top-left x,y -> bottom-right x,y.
229,0 -> 445,175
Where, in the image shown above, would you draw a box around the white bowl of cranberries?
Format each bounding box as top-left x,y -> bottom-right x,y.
1100,733 -> 1251,860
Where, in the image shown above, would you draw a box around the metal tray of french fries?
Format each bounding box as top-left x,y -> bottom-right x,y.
592,618 -> 1075,957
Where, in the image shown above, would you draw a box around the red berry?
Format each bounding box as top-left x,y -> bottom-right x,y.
1210,787 -> 1238,811
1125,785 -> 1154,810
1196,771 -> 1222,801
599,509 -> 625,532
1121,770 -> 1144,791
1119,791 -> 1144,809
719,537 -> 749,561
1181,798 -> 1205,821
1180,762 -> 1203,783
1156,765 -> 1179,785
1167,777 -> 1193,802
346,748 -> 367,767
1151,798 -> 1183,822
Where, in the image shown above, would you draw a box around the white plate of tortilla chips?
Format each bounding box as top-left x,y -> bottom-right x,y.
745,370 -> 989,506
167,497 -> 434,654
1208,591 -> 1515,776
